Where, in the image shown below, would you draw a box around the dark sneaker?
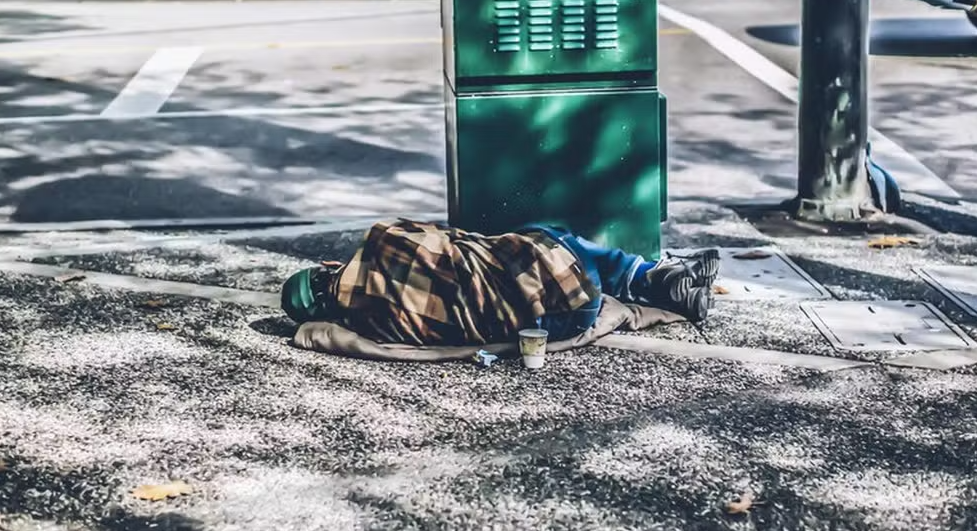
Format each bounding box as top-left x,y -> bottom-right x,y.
664,249 -> 721,288
635,262 -> 713,323
676,285 -> 713,323
637,261 -> 696,304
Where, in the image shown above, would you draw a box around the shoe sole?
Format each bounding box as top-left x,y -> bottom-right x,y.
686,286 -> 712,323
659,268 -> 713,322
693,249 -> 721,288
665,249 -> 721,288
661,266 -> 696,301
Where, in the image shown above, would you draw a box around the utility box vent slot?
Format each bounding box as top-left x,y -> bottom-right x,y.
493,0 -> 621,53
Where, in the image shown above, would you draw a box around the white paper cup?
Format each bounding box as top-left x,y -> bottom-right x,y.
519,328 -> 549,370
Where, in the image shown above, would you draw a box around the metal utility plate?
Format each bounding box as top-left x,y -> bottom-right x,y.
666,247 -> 830,301
915,265 -> 977,320
800,300 -> 976,352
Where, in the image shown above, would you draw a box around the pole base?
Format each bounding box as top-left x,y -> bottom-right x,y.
792,197 -> 880,223
729,200 -> 936,238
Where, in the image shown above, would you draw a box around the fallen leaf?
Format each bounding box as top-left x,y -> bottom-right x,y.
156,323 -> 176,331
54,272 -> 86,283
142,300 -> 167,309
713,285 -> 730,295
726,491 -> 755,514
867,236 -> 920,249
732,250 -> 772,260
132,481 -> 192,501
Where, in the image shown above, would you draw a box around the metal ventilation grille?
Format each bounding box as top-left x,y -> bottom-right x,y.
561,0 -> 586,49
594,0 -> 620,49
494,0 -> 522,52
527,0 -> 556,51
494,0 -> 621,53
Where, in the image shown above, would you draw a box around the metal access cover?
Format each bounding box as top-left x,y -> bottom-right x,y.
800,300 -> 976,352
915,265 -> 977,319
666,247 -> 830,301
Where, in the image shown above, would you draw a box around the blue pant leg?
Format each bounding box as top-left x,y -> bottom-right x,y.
515,225 -> 657,338
569,235 -> 656,301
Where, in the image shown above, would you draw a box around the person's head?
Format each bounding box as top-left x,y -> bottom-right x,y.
280,265 -> 342,323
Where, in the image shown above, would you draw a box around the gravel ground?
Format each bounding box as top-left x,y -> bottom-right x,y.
0,270 -> 816,531
4,197 -> 977,529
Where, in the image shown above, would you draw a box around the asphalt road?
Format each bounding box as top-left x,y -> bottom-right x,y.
0,0 -> 973,227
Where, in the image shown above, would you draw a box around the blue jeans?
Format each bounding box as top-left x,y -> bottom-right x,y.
516,224 -> 656,341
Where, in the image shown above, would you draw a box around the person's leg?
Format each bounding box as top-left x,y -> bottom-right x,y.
516,223 -> 643,298
517,224 -> 719,322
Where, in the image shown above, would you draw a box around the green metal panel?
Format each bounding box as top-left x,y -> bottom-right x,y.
445,0 -> 658,90
446,87 -> 665,259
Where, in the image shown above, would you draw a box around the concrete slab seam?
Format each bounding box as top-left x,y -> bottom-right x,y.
913,266 -> 977,320
0,260 -> 280,308
0,259 -> 966,371
0,103 -> 445,126
0,212 -> 447,261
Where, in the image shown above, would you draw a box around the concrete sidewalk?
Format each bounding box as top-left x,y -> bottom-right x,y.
3,194 -> 977,530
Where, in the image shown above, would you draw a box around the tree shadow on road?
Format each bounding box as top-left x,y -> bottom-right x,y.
0,10 -> 93,44
747,17 -> 977,57
871,79 -> 977,201
0,64 -> 446,224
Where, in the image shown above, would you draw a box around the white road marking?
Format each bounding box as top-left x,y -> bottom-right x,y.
0,102 -> 444,125
658,4 -> 962,200
100,47 -> 203,117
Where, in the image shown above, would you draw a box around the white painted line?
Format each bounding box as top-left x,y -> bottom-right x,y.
0,212 -> 447,261
0,103 -> 445,126
101,47 -> 203,117
0,260 -> 280,308
657,4 -> 961,200
596,334 -> 870,371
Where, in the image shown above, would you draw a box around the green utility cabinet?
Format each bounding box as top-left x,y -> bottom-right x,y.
442,0 -> 668,258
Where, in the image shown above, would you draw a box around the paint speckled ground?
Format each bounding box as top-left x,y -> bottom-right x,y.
0,269 -> 816,531
5,197 -> 977,530
3,0 -> 977,528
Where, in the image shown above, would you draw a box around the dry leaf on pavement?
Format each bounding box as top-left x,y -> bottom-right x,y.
713,285 -> 730,295
54,272 -> 86,283
156,323 -> 177,331
867,236 -> 920,249
726,491 -> 755,514
732,250 -> 772,260
132,481 -> 192,501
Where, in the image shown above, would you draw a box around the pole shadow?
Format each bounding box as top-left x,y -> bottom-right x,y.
747,17 -> 977,57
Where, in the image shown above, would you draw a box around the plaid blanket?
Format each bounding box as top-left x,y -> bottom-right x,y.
329,219 -> 599,346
